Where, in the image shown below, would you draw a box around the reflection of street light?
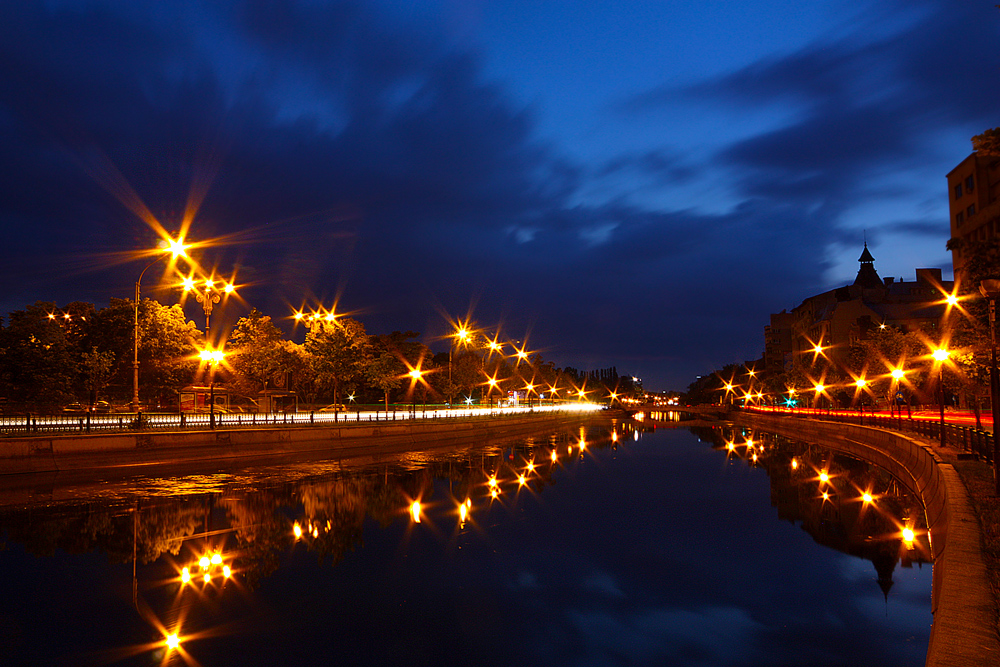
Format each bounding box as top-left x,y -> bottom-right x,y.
199,348 -> 225,429
134,237 -> 188,411
980,279 -> 1000,494
932,347 -> 950,447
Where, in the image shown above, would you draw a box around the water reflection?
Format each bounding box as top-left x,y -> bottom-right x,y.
0,418 -> 928,665
685,422 -> 932,600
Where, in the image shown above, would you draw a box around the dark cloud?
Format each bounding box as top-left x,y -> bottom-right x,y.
0,0 -> 993,388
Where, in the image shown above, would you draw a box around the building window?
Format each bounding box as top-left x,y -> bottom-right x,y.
968,204 -> 976,217
957,211 -> 964,226
955,183 -> 963,199
966,175 -> 975,192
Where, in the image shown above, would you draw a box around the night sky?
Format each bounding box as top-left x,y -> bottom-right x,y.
2,1 -> 997,390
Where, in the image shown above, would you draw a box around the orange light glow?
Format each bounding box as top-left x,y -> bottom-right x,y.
165,634 -> 180,650
199,556 -> 210,570
181,567 -> 191,583
891,368 -> 905,380
902,527 -> 915,543
410,501 -> 421,523
862,492 -> 873,504
819,472 -> 829,483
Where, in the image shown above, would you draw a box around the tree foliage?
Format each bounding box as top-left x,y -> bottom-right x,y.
972,127 -> 1000,156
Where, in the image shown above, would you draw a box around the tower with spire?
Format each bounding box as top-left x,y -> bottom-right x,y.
853,242 -> 884,290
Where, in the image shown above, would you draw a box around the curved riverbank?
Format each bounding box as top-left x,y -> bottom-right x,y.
732,411 -> 999,667
0,411 -> 607,478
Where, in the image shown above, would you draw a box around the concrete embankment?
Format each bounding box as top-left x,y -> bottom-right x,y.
0,412 -> 605,478
733,411 -> 999,667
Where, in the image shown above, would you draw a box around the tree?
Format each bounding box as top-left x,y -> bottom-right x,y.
365,352 -> 405,411
972,127 -> 1000,156
0,302 -> 78,409
80,347 -> 115,408
136,299 -> 202,406
227,309 -> 288,398
305,317 -> 371,404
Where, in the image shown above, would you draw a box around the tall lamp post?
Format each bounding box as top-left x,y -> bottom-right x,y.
979,279 -> 1000,494
449,326 -> 471,407
199,349 -> 225,430
133,238 -> 188,411
932,348 -> 950,447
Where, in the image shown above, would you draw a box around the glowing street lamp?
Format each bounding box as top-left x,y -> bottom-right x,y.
133,236 -> 188,412
933,347 -> 950,446
182,274 -> 236,333
199,348 -> 225,429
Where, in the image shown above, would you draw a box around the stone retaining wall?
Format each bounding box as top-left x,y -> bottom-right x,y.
0,413 -> 601,476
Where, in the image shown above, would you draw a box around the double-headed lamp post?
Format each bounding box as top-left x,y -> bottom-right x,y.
979,279 -> 1000,494
932,348 -> 950,447
134,238 -> 188,411
199,349 -> 225,429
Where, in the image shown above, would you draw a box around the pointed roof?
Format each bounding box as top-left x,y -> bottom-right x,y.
853,242 -> 883,289
858,243 -> 876,263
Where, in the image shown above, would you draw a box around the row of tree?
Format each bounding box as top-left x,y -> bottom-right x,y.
0,299 -> 638,413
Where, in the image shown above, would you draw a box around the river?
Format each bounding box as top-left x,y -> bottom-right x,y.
0,418 -> 932,666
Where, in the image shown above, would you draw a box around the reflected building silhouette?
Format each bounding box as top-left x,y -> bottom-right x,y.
682,422 -> 930,604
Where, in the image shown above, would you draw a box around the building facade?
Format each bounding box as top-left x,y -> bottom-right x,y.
947,152 -> 1000,281
763,245 -> 952,376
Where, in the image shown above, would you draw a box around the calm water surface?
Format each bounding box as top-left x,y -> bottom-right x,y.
0,421 -> 932,666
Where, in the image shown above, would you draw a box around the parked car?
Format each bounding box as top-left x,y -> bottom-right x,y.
62,402 -> 86,414
92,401 -> 112,414
318,403 -> 347,412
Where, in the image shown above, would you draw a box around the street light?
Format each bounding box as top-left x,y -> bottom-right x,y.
979,279 -> 1000,494
449,325 -> 473,406
182,275 -> 236,334
199,348 -> 225,429
932,347 -> 950,447
133,237 -> 188,411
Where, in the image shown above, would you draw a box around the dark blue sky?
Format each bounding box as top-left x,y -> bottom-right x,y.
1,0 -> 997,390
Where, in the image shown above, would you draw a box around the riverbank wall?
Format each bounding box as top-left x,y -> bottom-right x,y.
0,412 -> 605,477
733,411 -> 998,667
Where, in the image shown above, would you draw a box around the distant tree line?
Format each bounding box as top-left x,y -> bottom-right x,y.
0,299 -> 639,413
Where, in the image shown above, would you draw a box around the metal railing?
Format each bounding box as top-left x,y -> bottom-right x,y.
0,403 -> 603,437
741,406 -> 995,463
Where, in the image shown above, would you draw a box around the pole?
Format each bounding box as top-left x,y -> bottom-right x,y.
989,298 -> 1000,495
209,379 -> 216,430
133,279 -> 140,411
939,366 -> 946,448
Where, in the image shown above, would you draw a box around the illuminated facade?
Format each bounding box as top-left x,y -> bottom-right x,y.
948,152 -> 1000,281
763,245 -> 952,374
